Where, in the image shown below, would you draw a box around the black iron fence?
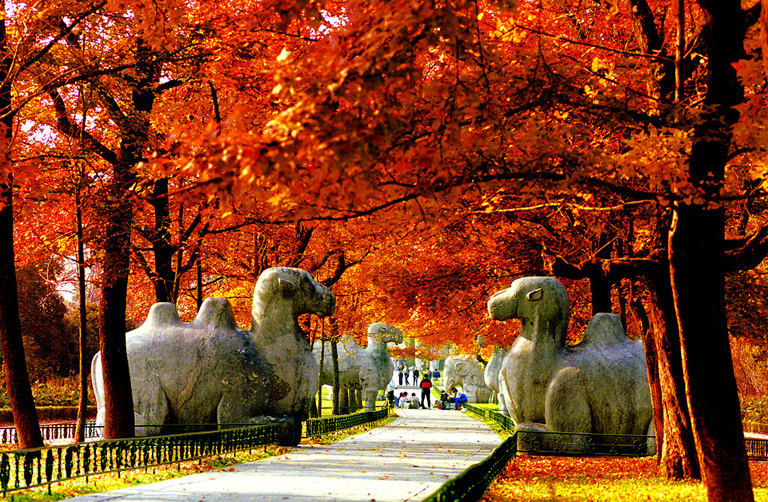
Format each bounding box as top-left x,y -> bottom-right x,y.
0,421 -> 104,445
0,424 -> 279,496
424,434 -> 518,502
746,437 -> 768,460
305,407 -> 389,437
465,403 -> 768,460
0,408 -> 390,496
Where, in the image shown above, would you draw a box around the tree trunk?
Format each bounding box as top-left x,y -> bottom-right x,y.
331,339 -> 340,415
75,187 -> 88,443
196,260 -> 203,310
646,275 -> 700,480
99,182 -> 135,439
670,205 -> 752,500
0,181 -> 43,449
0,10 -> 42,450
101,38 -> 158,439
316,338 -> 325,418
590,274 -> 612,314
668,3 -> 752,499
151,178 -> 175,303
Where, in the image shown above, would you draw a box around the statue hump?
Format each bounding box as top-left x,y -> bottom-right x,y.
578,313 -> 629,349
143,303 -> 182,329
195,298 -> 238,330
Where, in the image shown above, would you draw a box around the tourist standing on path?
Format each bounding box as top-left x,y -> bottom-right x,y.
420,374 -> 433,408
387,385 -> 397,408
404,366 -> 410,385
412,367 -> 420,384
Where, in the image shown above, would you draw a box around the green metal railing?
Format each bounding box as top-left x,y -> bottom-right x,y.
0,407 -> 393,496
424,434 -> 518,502
466,404 -> 768,460
0,424 -> 280,496
305,407 -> 389,437
464,403 -> 654,456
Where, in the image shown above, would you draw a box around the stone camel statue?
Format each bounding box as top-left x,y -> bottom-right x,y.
92,267 -> 335,446
442,355 -> 493,403
487,276 -> 654,453
314,322 -> 403,411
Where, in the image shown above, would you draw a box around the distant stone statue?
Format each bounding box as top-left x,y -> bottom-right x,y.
483,346 -> 509,410
314,322 -> 403,411
442,355 -> 492,403
92,267 -> 335,446
487,276 -> 654,453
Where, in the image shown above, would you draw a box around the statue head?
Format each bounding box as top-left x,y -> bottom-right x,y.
487,276 -> 569,345
367,322 -> 404,344
252,267 -> 336,321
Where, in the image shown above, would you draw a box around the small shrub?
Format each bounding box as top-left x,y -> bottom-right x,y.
0,375 -> 93,408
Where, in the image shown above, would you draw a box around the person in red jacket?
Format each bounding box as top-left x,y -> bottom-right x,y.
419,375 -> 433,409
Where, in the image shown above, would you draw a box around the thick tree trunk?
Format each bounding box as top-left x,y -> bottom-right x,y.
667,2 -> 752,500
100,38 -> 157,439
670,206 -> 752,501
99,184 -> 135,439
151,178 -> 175,303
0,10 -> 42,450
0,182 -> 43,449
646,275 -> 699,480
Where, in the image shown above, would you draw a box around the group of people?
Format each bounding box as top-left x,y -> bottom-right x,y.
396,360 -> 422,386
387,369 -> 468,411
437,388 -> 468,410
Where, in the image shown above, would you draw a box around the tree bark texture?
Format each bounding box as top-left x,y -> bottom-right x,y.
668,2 -> 752,499
645,275 -> 700,480
100,38 -> 158,439
0,183 -> 43,449
99,182 -> 135,439
151,178 -> 175,304
75,188 -> 89,443
0,10 -> 42,450
331,339 -> 340,416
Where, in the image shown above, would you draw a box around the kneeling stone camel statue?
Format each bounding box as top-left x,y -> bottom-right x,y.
314,322 -> 403,411
92,267 -> 335,445
487,276 -> 654,453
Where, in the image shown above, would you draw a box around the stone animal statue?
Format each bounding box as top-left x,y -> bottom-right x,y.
92,267 -> 335,446
487,276 -> 654,453
442,355 -> 492,403
484,346 -> 509,409
314,322 -> 403,411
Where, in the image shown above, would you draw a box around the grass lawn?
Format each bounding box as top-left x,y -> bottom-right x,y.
313,385 -> 387,415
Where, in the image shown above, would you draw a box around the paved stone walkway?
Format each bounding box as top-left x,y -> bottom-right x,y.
62,406 -> 501,502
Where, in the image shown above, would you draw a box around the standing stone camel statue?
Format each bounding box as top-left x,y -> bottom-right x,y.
92,267 -> 335,446
442,355 -> 492,403
314,322 -> 403,411
487,276 -> 653,453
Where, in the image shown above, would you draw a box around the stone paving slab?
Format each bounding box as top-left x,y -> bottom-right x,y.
62,407 -> 501,502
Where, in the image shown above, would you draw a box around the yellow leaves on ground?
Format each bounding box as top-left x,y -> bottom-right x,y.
481,456 -> 768,502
